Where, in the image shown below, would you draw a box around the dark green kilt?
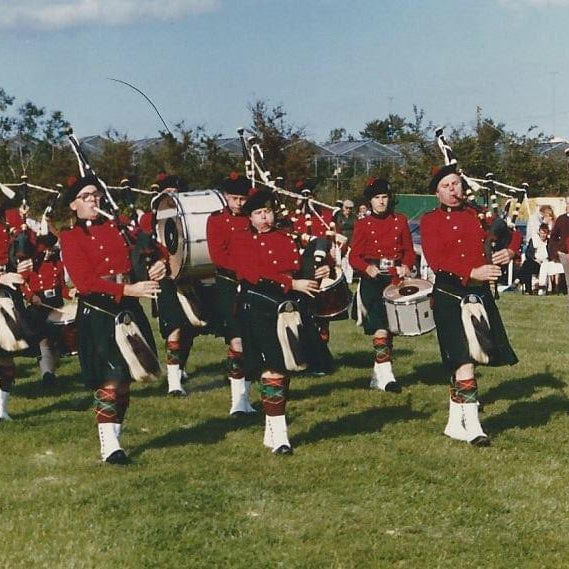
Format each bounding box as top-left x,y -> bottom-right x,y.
0,285 -> 35,358
211,272 -> 241,343
352,275 -> 391,335
240,283 -> 289,378
433,272 -> 518,371
156,278 -> 212,339
77,294 -> 157,389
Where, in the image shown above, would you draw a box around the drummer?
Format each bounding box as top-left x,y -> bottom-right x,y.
206,172 -> 255,415
21,231 -> 76,387
60,175 -> 165,464
233,189 -> 330,455
349,178 -> 415,393
136,175 -> 196,397
420,165 -> 519,446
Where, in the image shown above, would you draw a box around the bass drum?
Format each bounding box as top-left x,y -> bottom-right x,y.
383,278 -> 435,336
312,270 -> 352,320
46,302 -> 78,356
154,190 -> 226,282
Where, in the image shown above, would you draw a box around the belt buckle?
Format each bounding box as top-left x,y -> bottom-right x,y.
379,259 -> 395,270
44,289 -> 56,298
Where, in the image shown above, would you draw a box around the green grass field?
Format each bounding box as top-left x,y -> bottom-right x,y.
2,294 -> 568,568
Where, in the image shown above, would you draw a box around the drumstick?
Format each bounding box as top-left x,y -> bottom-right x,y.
37,302 -> 66,313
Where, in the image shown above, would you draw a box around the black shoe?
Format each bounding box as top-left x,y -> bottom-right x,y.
105,449 -> 129,465
469,436 -> 491,447
384,381 -> 402,393
168,389 -> 187,398
273,445 -> 293,455
309,370 -> 328,377
41,372 -> 56,387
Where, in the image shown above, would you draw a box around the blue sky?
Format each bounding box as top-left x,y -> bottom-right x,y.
2,0 -> 569,142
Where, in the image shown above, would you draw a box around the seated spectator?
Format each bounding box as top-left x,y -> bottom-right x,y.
518,223 -> 549,294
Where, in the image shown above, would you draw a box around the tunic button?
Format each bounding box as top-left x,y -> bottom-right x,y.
458,239 -> 462,243
99,245 -> 104,250
253,235 -> 258,240
105,257 -> 109,262
110,269 -> 115,274
293,260 -> 298,264
261,242 -> 265,246
272,260 -> 277,265
371,231 -> 375,235
453,226 -> 458,230
374,240 -> 378,243
461,254 -> 465,258
268,250 -> 272,254
446,216 -> 450,220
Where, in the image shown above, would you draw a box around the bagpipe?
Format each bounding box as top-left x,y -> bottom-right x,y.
237,128 -> 352,321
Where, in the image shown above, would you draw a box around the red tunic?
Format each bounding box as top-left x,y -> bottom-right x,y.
232,228 -> 301,292
206,208 -> 250,272
349,213 -> 415,274
23,257 -> 70,300
60,220 -> 132,302
0,225 -> 10,266
420,206 -> 523,285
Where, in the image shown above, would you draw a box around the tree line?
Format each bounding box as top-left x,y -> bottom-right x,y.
1,86 -> 568,219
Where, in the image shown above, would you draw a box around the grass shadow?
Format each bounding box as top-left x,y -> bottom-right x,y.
400,361 -> 446,387
130,414 -> 259,457
14,373 -> 85,400
482,371 -> 565,406
290,378 -> 362,400
293,403 -> 430,446
335,349 -> 413,370
485,394 -> 569,435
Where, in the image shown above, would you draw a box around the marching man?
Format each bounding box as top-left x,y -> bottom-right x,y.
349,178 -> 415,393
60,175 -> 166,464
206,173 -> 255,415
420,165 -> 520,446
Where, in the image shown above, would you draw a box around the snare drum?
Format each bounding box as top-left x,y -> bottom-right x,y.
383,278 -> 435,336
46,303 -> 78,355
312,271 -> 352,320
154,190 -> 226,282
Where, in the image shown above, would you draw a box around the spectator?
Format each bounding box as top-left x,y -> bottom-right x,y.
517,223 -> 549,294
548,195 -> 569,261
357,204 -> 369,219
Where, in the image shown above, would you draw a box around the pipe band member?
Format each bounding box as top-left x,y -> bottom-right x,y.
349,177 -> 415,393
420,164 -> 520,446
136,174 -> 196,397
206,172 -> 255,415
60,175 -> 166,465
0,207 -> 33,420
21,231 -> 76,387
234,189 -> 330,455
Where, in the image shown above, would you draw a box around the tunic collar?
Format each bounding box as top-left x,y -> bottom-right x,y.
439,204 -> 465,213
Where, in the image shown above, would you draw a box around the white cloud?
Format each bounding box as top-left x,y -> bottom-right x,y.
0,0 -> 220,30
501,0 -> 569,6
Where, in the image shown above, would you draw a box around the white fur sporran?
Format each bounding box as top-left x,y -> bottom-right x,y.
114,311 -> 161,382
460,294 -> 491,364
276,301 -> 307,372
0,295 -> 29,352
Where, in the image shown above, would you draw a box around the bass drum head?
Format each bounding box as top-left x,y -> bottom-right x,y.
155,190 -> 226,282
383,278 -> 432,303
155,193 -> 186,280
